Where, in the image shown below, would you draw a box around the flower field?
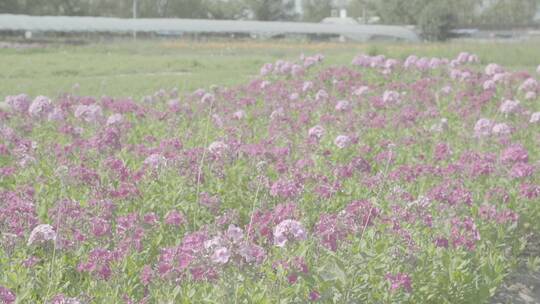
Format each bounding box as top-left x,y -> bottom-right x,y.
1,47 -> 540,303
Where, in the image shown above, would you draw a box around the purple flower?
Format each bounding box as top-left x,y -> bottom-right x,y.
270,179 -> 301,199
518,78 -> 538,92
474,118 -> 493,137
353,86 -> 369,96
200,92 -> 215,104
238,242 -> 266,264
143,153 -> 166,169
27,224 -> 56,246
382,90 -> 400,105
211,247 -> 230,264
5,94 -> 30,113
334,135 -> 351,149
492,123 -> 511,136
74,104 -> 103,123
208,141 -> 228,156
273,219 -> 307,247
530,112 -> 540,124
0,286 -> 15,304
140,265 -> 153,286
386,273 -> 412,293
485,63 -> 504,76
510,162 -> 534,179
499,99 -> 520,115
28,95 -> 52,118
501,144 -> 529,164
335,100 -> 351,112
226,225 -> 244,244
106,113 -> 123,126
309,290 -> 321,301
315,89 -> 329,101
165,210 -> 185,226
308,125 -> 325,140
483,80 -> 496,91
525,91 -> 537,100
434,237 -> 449,248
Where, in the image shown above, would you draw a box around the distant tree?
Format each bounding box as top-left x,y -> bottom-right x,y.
418,0 -> 456,41
302,0 -> 333,22
478,0 -> 537,28
204,0 -> 246,20
367,0 -> 458,40
0,0 -> 20,14
369,0 -> 424,24
244,0 -> 297,21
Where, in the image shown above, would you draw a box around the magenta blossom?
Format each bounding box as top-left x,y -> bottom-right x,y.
0,286 -> 15,304
386,273 -> 412,293
273,219 -> 307,247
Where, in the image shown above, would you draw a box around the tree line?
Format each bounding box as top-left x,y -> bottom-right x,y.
1,0 -> 538,40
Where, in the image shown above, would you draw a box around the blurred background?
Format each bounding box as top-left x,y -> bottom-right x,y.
1,0 -> 540,100
1,0 -> 540,42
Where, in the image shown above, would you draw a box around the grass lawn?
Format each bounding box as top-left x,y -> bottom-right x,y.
2,39 -> 540,100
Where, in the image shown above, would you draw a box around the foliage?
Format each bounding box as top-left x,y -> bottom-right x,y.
302,0 -> 333,22
418,1 -> 457,41
1,44 -> 540,303
243,0 -> 297,21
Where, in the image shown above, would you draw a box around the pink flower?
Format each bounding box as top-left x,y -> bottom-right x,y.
492,123 -> 511,136
440,85 -> 452,95
499,99 -> 520,114
0,286 -> 15,304
485,63 -> 503,76
27,224 -> 56,246
525,91 -> 537,100
208,141 -> 228,156
165,210 -> 185,226
335,100 -> 351,112
5,94 -> 30,113
530,112 -> 540,124
143,153 -> 166,169
302,81 -> 314,92
518,78 -> 538,92
260,63 -> 273,76
382,90 -> 400,105
386,273 -> 412,293
74,104 -> 103,122
28,95 -> 52,118
226,225 -> 244,244
140,265 -> 153,286
315,89 -> 328,101
47,107 -> 64,121
501,144 -> 529,163
91,217 -> 110,237
474,118 -> 493,137
238,242 -> 266,263
434,237 -> 449,248
211,247 -> 230,264
510,162 -> 534,179
309,290 -> 321,301
334,135 -> 351,149
483,80 -> 496,91
273,219 -> 307,247
353,86 -> 369,96
308,125 -> 325,139
233,110 -> 246,120
270,179 -> 301,199
200,93 -> 215,104
106,113 -> 123,126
